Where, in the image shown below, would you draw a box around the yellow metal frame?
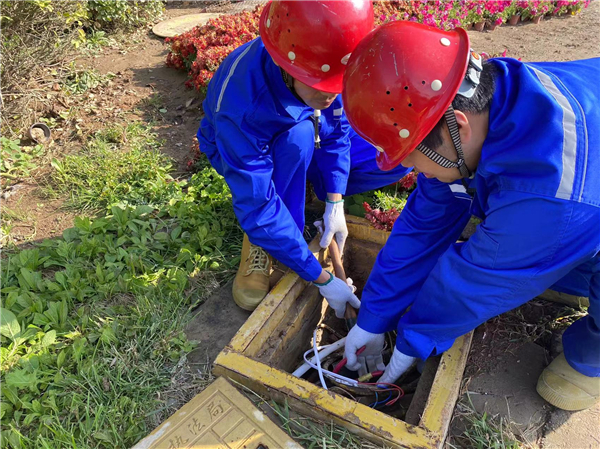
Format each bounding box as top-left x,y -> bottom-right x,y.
214,216 -> 473,449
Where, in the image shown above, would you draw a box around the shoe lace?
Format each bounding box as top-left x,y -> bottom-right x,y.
246,244 -> 270,276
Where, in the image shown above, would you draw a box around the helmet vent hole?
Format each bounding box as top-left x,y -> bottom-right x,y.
408,103 -> 412,107
404,86 -> 408,90
393,123 -> 398,126
386,91 -> 390,95
421,81 -> 426,85
390,108 -> 394,111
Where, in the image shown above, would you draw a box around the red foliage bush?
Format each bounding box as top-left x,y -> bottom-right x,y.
166,8 -> 262,93
363,202 -> 400,231
398,171 -> 418,190
166,1 -> 589,93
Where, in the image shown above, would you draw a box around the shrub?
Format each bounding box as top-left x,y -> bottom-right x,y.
166,8 -> 262,94
0,0 -> 86,85
86,0 -> 165,31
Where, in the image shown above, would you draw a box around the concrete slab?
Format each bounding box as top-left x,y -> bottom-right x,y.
467,343 -> 550,442
152,13 -> 222,38
541,403 -> 600,449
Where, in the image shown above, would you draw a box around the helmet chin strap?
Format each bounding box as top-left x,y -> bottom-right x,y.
416,50 -> 483,180
416,106 -> 472,179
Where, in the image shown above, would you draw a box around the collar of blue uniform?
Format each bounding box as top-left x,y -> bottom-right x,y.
266,57 -> 307,120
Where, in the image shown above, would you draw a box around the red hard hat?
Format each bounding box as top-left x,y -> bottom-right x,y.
259,0 -> 374,94
342,21 -> 471,171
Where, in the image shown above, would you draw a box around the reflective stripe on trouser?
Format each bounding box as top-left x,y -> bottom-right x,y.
552,255 -> 600,377
308,133 -> 413,201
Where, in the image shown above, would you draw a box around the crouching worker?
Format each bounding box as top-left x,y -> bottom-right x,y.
198,1 -> 411,313
342,21 -> 600,411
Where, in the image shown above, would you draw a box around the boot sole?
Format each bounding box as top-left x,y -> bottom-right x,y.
536,372 -> 598,411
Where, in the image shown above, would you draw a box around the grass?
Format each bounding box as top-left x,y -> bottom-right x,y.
45,123 -> 178,211
1,121 -> 243,448
448,396 -> 525,449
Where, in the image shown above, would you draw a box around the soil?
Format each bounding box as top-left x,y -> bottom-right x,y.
467,4 -> 600,62
2,1 -> 599,448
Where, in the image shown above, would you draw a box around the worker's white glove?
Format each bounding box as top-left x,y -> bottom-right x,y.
345,277 -> 357,293
378,347 -> 416,385
316,272 -> 361,319
319,200 -> 348,254
344,325 -> 385,372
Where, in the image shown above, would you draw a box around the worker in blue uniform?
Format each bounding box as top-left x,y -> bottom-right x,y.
197,1 -> 411,312
342,21 -> 599,411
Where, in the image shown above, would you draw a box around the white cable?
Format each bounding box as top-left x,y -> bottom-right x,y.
291,337 -> 346,378
313,329 -> 328,390
301,347 -> 359,387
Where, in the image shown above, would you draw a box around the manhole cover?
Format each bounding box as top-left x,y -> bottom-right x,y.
152,13 -> 222,38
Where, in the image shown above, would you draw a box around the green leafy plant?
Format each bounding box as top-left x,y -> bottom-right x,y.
0,137 -> 45,184
63,66 -> 115,94
87,0 -> 164,31
83,29 -> 113,51
1,131 -> 242,446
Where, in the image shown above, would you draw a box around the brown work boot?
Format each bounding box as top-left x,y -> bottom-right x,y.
232,234 -> 271,311
536,353 -> 600,411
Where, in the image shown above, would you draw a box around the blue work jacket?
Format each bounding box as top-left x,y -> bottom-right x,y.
198,38 -> 353,281
358,58 -> 600,361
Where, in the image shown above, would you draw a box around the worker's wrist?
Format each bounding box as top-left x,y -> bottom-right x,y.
326,193 -> 343,203
313,270 -> 334,286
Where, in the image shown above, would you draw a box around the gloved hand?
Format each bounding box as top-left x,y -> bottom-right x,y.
345,277 -> 357,293
316,272 -> 361,319
319,200 -> 348,254
344,325 -> 385,372
378,347 -> 416,385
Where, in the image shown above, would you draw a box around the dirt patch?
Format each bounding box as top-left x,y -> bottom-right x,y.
468,1 -> 600,61
85,33 -> 201,173
185,280 -> 252,365
2,184 -> 78,245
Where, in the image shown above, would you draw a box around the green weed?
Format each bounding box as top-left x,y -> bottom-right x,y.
346,184 -> 411,218
46,123 -> 177,211
1,121 -> 243,447
0,137 -> 45,183
62,66 -> 115,95
84,30 -> 113,51
448,396 -> 524,449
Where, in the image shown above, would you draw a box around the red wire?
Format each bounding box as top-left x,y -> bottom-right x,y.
332,345 -> 366,374
331,348 -> 404,407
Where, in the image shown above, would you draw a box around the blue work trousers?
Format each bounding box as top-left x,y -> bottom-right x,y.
552,255 -> 600,377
